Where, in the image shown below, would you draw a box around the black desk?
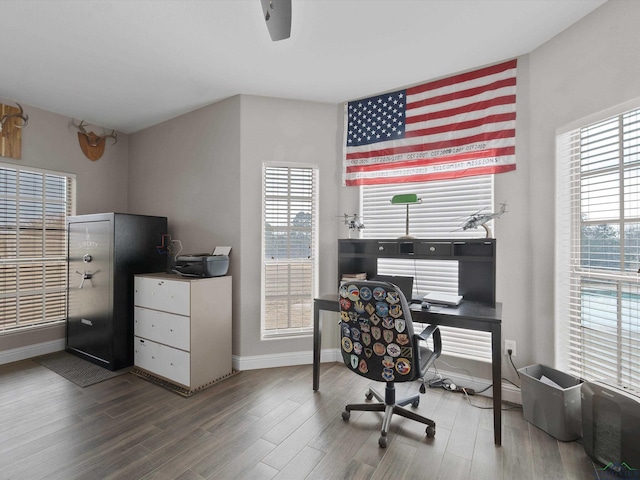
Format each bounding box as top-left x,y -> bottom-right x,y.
313,294 -> 503,445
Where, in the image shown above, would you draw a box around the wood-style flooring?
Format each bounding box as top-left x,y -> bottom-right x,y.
0,359 -> 601,480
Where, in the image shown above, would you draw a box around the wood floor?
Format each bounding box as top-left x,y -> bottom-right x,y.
0,358 -> 601,480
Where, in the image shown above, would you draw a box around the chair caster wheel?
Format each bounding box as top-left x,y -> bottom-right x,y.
426,425 -> 436,438
378,436 -> 387,448
342,410 -> 350,421
365,391 -> 373,401
412,399 -> 420,408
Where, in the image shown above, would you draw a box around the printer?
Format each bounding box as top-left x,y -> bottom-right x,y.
173,246 -> 231,278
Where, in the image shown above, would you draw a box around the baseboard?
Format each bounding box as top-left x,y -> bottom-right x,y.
0,339 -> 65,366
233,348 -> 341,371
232,351 -> 522,405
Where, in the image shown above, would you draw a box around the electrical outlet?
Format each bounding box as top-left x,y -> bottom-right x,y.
504,339 -> 516,357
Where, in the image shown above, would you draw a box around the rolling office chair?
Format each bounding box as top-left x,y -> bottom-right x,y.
339,280 -> 442,448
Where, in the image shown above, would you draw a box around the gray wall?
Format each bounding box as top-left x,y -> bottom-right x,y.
128,95 -> 340,362
0,99 -> 129,356
527,0 -> 640,367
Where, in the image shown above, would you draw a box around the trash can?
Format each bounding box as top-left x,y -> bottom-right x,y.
518,364 -> 583,441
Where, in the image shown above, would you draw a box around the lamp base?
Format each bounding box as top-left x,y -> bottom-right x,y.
397,235 -> 417,240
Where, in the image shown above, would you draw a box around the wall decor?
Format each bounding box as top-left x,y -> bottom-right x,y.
0,102 -> 28,159
76,120 -> 117,161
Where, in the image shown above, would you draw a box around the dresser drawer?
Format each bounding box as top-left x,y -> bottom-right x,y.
134,276 -> 190,316
134,337 -> 190,387
134,307 -> 190,351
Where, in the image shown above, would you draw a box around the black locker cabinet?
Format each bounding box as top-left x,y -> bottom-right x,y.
66,213 -> 168,370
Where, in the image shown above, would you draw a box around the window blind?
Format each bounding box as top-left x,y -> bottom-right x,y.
556,108 -> 640,387
262,165 -> 318,336
0,164 -> 75,332
361,177 -> 494,360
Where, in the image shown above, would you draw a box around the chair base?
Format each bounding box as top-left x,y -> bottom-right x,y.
342,385 -> 436,448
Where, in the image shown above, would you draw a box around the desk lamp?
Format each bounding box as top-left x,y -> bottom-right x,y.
391,193 -> 422,239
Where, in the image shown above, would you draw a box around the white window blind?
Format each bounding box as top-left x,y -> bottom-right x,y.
262,165 -> 318,337
0,164 -> 75,332
556,109 -> 640,387
361,176 -> 494,360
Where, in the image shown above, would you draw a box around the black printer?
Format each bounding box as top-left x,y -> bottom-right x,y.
173,253 -> 229,277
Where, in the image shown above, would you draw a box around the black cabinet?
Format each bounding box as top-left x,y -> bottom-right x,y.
338,238 -> 496,306
66,213 -> 168,370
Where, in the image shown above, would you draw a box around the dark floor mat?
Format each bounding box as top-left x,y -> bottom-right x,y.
33,351 -> 130,387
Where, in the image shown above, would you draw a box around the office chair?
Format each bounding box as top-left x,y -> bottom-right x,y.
339,280 -> 442,448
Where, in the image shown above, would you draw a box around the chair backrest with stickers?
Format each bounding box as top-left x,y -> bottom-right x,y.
339,280 -> 439,384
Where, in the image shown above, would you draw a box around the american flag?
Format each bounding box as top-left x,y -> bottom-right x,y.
343,59 -> 517,186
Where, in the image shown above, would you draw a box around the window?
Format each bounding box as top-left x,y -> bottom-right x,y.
0,164 -> 75,332
557,107 -> 640,387
262,165 -> 318,337
361,176 -> 494,360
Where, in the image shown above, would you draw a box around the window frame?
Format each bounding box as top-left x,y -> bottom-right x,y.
261,163 -> 319,338
0,162 -> 76,333
556,102 -> 640,387
360,175 -> 495,360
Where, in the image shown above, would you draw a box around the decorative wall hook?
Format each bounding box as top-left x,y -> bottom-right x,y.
76,120 -> 118,161
0,102 -> 28,159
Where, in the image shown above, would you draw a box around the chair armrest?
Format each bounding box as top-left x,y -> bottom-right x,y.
415,324 -> 442,357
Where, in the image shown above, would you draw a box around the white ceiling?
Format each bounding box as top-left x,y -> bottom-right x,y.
0,0 -> 606,134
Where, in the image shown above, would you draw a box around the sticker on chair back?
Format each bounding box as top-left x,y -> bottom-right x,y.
360,287 -> 372,301
386,291 -> 400,304
396,334 -> 409,345
382,317 -> 394,329
371,326 -> 381,340
347,285 -> 360,301
395,319 -> 406,333
350,354 -> 358,369
395,358 -> 411,375
383,330 -> 394,344
342,324 -> 351,337
387,343 -> 401,357
373,287 -> 386,300
373,342 -> 386,356
389,305 -> 402,318
375,302 -> 389,317
342,337 -> 353,353
353,342 -> 363,355
339,284 -> 349,298
382,368 -> 395,381
358,359 -> 369,374
339,298 -> 351,310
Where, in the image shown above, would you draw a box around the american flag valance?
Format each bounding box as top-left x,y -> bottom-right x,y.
342,59 -> 517,186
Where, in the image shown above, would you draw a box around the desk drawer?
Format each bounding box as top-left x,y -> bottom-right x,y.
134,276 -> 190,316
134,337 -> 190,387
369,241 -> 398,255
134,307 -> 190,351
415,241 -> 452,256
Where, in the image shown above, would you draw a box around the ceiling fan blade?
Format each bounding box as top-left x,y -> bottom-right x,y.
260,0 -> 292,41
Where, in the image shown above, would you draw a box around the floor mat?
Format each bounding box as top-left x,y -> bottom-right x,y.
33,351 -> 131,387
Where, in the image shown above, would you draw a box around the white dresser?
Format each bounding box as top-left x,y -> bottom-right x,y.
133,272 -> 232,392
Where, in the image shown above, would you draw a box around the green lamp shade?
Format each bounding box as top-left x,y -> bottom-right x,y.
391,193 -> 422,205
